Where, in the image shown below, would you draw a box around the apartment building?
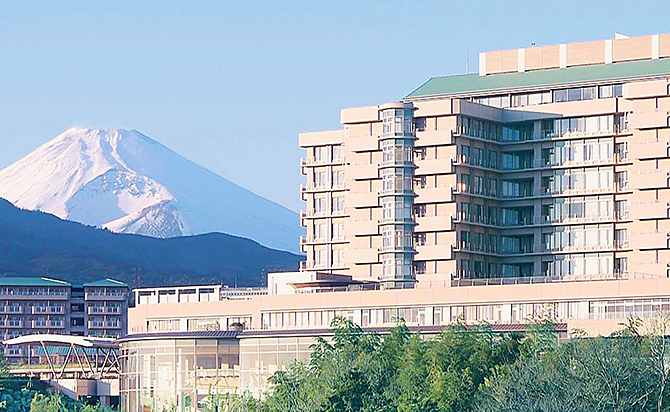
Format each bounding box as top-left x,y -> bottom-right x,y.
299,32 -> 670,289
0,277 -> 128,363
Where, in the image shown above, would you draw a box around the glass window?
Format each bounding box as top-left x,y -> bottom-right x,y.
553,89 -> 568,103
568,88 -> 582,101
599,85 -> 614,99
582,86 -> 597,100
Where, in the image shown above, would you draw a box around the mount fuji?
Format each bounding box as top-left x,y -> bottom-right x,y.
0,128 -> 301,253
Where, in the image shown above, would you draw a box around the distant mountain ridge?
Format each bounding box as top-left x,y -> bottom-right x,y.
0,128 -> 301,253
0,198 -> 301,288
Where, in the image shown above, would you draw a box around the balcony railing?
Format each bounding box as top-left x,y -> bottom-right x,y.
300,236 -> 347,245
300,156 -> 345,167
456,154 -> 624,173
451,272 -> 632,287
379,244 -> 414,253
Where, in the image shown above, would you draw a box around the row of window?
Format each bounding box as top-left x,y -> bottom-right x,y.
457,253 -> 626,280
542,225 -> 626,251
459,139 -> 628,172
382,109 -> 414,137
311,145 -> 344,164
260,296 -> 669,331
542,168 -> 628,194
0,302 -> 65,313
88,302 -> 123,313
456,197 -> 629,230
471,84 -> 623,109
87,288 -> 125,297
311,169 -> 344,189
459,231 -> 534,254
458,168 -> 628,199
457,114 -> 627,144
310,222 -> 345,242
89,316 -> 121,328
312,194 -> 345,215
0,287 -> 68,296
311,248 -> 346,268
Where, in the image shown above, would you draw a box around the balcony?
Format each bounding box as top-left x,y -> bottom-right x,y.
630,231 -> 669,250
542,214 -> 630,226
380,187 -> 414,196
630,139 -> 669,159
415,157 -> 454,175
345,136 -> 378,152
380,158 -> 415,168
415,130 -> 453,147
85,292 -> 126,301
379,244 -> 414,253
348,162 -> 379,180
630,201 -> 669,220
300,183 -> 347,194
346,247 -> 380,264
300,156 -> 345,168
299,236 -> 348,246
630,170 -> 669,190
542,243 -> 618,253
345,190 -> 379,208
451,272 -> 631,287
349,218 -> 379,235
414,186 -> 454,204
415,244 -> 451,260
415,214 -> 453,231
457,155 -> 622,173
628,109 -> 670,130
31,306 -> 48,315
454,210 -> 541,228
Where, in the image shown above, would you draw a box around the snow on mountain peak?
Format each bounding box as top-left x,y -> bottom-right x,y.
0,128 -> 301,252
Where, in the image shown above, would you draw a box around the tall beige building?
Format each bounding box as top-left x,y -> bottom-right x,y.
300,32 -> 670,289
121,33 -> 670,408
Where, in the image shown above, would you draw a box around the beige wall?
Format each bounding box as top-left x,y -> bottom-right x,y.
130,276 -> 670,337
480,33 -> 669,76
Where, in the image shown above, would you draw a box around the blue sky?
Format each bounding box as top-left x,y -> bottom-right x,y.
1,0 -> 669,212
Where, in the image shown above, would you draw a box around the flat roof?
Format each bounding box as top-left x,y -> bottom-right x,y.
406,58 -> 670,99
134,284 -> 221,292
0,277 -> 71,287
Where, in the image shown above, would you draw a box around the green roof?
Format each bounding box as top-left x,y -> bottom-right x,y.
0,277 -> 71,287
83,278 -> 128,288
406,58 -> 670,99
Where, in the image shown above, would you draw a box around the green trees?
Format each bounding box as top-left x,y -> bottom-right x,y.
246,316 -> 670,412
478,318 -> 670,412
250,317 -> 523,412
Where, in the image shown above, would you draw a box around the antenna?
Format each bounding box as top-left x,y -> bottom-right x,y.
466,50 -> 469,74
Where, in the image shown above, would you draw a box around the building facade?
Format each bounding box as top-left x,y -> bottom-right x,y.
0,277 -> 129,363
299,32 -> 670,288
121,32 -> 670,410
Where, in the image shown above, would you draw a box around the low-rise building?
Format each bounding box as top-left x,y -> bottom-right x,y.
0,277 -> 128,363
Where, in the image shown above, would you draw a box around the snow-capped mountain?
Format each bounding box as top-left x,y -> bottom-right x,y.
0,128 -> 301,253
